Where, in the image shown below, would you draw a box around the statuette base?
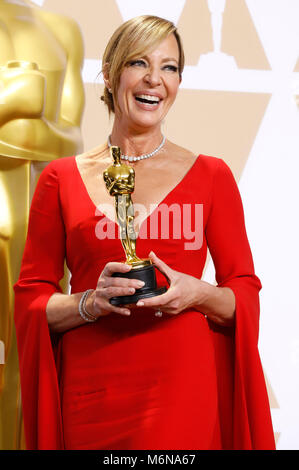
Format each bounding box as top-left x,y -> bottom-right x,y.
110,263 -> 167,306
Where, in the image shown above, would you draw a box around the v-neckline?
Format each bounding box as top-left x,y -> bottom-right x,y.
73,155 -> 201,241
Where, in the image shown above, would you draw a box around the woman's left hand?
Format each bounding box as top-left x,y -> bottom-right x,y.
136,251 -> 209,315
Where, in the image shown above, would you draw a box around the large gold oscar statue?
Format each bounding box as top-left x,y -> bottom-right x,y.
0,0 -> 85,449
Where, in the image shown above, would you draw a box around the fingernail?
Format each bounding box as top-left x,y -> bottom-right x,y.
136,301 -> 144,306
136,281 -> 145,288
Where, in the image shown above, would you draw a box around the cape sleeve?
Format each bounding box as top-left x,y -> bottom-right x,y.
205,158 -> 275,450
14,161 -> 65,450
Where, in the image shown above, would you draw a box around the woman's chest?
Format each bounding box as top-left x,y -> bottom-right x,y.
75,156 -> 200,222
61,157 -> 211,254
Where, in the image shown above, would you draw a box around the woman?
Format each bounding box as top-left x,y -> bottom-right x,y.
14,15 -> 275,450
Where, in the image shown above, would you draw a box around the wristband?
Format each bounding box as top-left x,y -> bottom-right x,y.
79,289 -> 97,322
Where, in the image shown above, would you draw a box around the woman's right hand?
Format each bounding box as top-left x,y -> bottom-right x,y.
86,262 -> 145,318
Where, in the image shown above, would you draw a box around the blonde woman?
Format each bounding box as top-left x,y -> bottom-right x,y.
14,16 -> 275,450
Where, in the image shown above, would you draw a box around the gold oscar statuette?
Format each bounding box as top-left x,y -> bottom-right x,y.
103,146 -> 167,305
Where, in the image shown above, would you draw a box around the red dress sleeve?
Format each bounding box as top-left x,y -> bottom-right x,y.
205,158 -> 275,449
14,161 -> 65,450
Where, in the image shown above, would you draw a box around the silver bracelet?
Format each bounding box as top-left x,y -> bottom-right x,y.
79,289 -> 97,322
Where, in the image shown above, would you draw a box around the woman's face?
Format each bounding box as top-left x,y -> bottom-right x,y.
114,33 -> 181,132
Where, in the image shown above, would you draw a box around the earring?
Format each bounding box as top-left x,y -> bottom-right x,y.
108,88 -> 112,93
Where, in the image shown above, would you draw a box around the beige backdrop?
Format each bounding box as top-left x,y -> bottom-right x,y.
42,0 -> 272,180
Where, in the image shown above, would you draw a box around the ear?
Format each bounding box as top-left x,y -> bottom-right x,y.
102,62 -> 111,90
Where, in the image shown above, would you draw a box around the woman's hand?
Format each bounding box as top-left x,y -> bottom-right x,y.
86,262 -> 145,318
136,252 -> 209,315
136,252 -> 236,326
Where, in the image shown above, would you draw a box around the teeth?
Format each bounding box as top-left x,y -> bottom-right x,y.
135,94 -> 160,103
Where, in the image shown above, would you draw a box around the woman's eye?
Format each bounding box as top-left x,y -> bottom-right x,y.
127,61 -> 178,73
128,60 -> 146,67
164,64 -> 179,72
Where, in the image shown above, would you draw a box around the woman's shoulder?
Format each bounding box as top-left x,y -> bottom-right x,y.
170,143 -> 230,178
42,155 -> 76,175
165,142 -> 234,191
76,143 -> 108,163
167,140 -> 225,172
75,143 -> 111,172
167,140 -> 195,160
42,143 -> 109,175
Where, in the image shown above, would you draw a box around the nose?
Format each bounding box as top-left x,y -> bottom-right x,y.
144,66 -> 162,87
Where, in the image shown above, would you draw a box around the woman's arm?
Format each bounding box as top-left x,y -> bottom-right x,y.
46,291 -> 88,333
46,262 -> 146,334
192,282 -> 235,326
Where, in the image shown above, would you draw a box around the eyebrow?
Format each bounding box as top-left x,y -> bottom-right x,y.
161,57 -> 179,64
141,55 -> 179,64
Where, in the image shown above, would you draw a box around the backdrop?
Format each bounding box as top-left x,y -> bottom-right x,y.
11,0 -> 299,449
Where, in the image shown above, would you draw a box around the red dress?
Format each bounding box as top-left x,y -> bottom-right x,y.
14,154 -> 275,450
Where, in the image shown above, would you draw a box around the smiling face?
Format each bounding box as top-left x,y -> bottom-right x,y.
109,34 -> 181,133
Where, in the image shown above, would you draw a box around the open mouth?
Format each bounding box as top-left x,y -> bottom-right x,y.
135,94 -> 161,106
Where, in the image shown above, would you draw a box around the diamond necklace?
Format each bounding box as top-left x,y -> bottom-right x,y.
107,134 -> 166,162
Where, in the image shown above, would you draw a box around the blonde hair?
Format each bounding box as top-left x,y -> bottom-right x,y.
101,15 -> 185,114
